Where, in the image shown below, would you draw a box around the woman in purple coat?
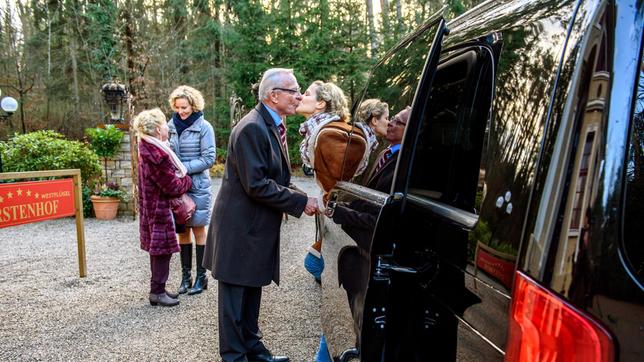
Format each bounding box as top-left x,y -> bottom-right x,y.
133,108 -> 193,307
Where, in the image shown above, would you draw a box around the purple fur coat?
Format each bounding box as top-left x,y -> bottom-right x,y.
138,140 -> 192,255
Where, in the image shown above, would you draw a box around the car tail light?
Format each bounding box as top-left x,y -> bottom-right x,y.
505,271 -> 614,362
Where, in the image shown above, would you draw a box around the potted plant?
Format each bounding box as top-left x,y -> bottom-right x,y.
471,220 -> 518,288
90,182 -> 128,220
85,125 -> 127,219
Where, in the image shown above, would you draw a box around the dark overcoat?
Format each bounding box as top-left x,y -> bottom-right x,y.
203,104 -> 308,287
138,140 -> 193,255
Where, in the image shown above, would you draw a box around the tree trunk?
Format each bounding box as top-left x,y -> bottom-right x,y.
46,1 -> 51,77
395,0 -> 402,36
381,0 -> 390,33
366,0 -> 378,58
69,37 -> 80,110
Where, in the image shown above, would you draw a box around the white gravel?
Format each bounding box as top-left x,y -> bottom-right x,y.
0,177 -> 321,361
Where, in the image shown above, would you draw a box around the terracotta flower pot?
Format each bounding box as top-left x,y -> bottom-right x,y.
90,195 -> 120,220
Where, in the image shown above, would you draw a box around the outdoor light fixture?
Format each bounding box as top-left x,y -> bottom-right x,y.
0,95 -> 18,121
100,80 -> 128,123
0,93 -> 18,172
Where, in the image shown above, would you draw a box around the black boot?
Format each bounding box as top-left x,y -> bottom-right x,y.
188,245 -> 208,295
178,244 -> 192,294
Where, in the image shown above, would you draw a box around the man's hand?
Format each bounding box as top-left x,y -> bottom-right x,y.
304,197 -> 319,216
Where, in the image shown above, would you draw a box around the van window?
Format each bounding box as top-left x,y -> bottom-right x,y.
407,46 -> 494,212
351,23 -> 439,186
623,55 -> 644,286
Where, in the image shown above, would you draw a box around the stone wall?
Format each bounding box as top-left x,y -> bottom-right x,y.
103,133 -> 135,217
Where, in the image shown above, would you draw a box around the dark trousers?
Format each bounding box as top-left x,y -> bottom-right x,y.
150,254 -> 171,294
218,281 -> 268,362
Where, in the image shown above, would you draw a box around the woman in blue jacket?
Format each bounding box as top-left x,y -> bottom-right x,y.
168,85 -> 216,295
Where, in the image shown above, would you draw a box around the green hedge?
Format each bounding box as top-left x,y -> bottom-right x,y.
0,130 -> 102,186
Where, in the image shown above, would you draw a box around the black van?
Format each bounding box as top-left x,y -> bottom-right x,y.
319,0 -> 644,360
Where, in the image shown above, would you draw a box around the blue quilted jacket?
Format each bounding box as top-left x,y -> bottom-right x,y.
168,115 -> 216,226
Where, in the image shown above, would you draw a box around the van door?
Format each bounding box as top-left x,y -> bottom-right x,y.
320,16 -> 448,361
361,43 -> 497,361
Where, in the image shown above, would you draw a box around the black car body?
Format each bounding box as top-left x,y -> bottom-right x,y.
320,0 -> 644,360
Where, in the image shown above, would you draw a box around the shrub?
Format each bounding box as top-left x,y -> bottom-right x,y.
82,185 -> 93,217
85,125 -> 124,182
85,125 -> 124,158
210,163 -> 225,177
0,130 -> 101,186
216,146 -> 228,163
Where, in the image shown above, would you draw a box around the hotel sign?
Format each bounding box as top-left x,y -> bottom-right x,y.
0,169 -> 87,277
0,179 -> 76,228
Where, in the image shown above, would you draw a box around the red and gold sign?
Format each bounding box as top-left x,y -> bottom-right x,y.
476,248 -> 515,289
0,179 -> 76,228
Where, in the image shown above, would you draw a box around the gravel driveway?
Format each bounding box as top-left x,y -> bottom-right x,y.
0,177 -> 321,361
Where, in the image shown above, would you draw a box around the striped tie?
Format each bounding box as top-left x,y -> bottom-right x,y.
278,122 -> 287,148
374,147 -> 392,174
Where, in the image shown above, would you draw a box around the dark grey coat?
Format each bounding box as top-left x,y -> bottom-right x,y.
168,115 -> 216,226
203,104 -> 308,287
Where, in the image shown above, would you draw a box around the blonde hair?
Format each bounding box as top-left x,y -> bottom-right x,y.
356,99 -> 388,125
168,85 -> 205,112
133,108 -> 166,136
258,68 -> 295,101
314,82 -> 350,122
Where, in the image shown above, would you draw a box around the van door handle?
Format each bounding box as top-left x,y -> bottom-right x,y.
376,257 -> 418,274
375,255 -> 439,276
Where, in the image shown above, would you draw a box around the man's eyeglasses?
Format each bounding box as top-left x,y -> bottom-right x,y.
391,116 -> 407,127
272,87 -> 301,95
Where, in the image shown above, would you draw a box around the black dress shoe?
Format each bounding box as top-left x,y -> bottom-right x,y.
247,351 -> 289,362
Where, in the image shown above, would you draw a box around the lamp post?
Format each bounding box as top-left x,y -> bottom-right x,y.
100,80 -> 137,218
0,94 -> 18,173
100,80 -> 128,123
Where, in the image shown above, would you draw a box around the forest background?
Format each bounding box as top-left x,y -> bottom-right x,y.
0,0 -> 483,164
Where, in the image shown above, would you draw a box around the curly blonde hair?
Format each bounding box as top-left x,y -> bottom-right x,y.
168,85 -> 205,112
356,99 -> 388,126
314,82 -> 350,122
133,108 -> 166,136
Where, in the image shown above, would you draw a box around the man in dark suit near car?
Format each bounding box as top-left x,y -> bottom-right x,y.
323,106 -> 410,354
365,106 -> 410,191
328,106 -> 412,237
203,68 -> 318,362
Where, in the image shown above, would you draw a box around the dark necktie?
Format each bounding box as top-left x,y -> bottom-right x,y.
374,147 -> 393,174
277,122 -> 287,149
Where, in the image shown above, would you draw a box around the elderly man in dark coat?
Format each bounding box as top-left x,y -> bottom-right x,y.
203,68 -> 318,362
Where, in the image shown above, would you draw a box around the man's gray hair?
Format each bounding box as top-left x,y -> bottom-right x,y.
258,68 -> 294,101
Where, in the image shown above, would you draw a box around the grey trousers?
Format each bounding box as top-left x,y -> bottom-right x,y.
218,281 -> 268,362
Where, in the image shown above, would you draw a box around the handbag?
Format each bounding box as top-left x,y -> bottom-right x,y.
170,193 -> 196,224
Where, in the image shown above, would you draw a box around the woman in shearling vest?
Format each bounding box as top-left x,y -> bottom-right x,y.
296,81 -> 362,283
168,86 -> 216,295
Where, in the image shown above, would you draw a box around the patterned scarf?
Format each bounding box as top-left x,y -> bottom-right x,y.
299,112 -> 340,168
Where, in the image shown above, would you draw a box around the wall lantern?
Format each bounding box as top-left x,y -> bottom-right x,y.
101,80 -> 128,123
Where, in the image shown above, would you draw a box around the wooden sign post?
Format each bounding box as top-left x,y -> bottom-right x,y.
0,169 -> 87,277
